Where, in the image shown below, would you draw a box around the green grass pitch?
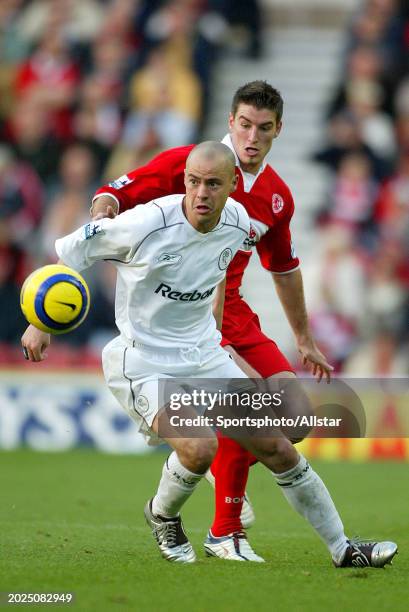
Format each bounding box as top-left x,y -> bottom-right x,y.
1,450 -> 408,611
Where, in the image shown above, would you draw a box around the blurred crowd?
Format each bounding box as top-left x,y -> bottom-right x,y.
308,0 -> 409,375
0,0 -> 262,365
0,0 -> 408,375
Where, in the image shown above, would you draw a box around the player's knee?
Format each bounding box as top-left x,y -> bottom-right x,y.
193,437 -> 218,472
179,437 -> 218,474
253,437 -> 297,472
268,376 -> 314,443
265,437 -> 293,458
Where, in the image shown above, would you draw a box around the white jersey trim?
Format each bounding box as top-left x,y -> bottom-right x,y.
92,192 -> 121,210
221,134 -> 267,193
271,265 -> 300,275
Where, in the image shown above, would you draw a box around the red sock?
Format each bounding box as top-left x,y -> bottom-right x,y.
210,432 -> 255,536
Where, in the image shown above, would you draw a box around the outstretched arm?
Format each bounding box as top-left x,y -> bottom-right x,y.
21,257 -> 67,362
272,268 -> 334,382
21,325 -> 50,362
22,208 -> 150,362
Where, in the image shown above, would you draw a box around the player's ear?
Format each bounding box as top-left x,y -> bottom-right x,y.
274,120 -> 282,138
184,167 -> 188,188
228,112 -> 234,131
230,173 -> 239,193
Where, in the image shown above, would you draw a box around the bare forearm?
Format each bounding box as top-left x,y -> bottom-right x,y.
273,269 -> 333,381
272,269 -> 312,341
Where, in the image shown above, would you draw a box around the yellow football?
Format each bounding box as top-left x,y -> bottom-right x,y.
20,264 -> 90,334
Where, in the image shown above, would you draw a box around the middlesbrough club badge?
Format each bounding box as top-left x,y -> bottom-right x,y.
272,193 -> 284,213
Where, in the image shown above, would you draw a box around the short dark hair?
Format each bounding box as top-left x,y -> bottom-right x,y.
231,81 -> 283,122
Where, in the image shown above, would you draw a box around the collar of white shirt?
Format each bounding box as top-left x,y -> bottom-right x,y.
176,194 -> 226,235
221,134 -> 267,193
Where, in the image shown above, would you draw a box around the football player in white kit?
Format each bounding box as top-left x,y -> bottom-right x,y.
21,141 -> 398,567
21,142 -> 261,563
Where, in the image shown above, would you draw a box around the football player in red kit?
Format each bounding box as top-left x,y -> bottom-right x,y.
88,81 -> 397,568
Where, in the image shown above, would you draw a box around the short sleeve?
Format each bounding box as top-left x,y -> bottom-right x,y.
55,206 -> 160,270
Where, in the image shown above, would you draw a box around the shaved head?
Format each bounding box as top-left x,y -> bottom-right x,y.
186,141 -> 236,176
183,141 -> 239,233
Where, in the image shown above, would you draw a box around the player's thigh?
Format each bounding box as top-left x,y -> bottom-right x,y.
200,344 -> 250,379
237,434 -> 299,472
159,433 -> 218,471
198,345 -> 255,410
223,345 -> 262,378
265,373 -> 313,442
215,350 -> 311,443
101,336 -> 169,436
266,371 -> 308,402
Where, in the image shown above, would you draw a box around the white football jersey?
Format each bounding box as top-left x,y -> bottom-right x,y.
56,194 -> 250,349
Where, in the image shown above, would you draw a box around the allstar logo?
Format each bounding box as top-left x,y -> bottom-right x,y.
272,193 -> 284,213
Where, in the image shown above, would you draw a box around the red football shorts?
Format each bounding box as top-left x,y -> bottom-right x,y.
221,313 -> 294,378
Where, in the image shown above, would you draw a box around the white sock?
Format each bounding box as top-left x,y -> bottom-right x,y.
205,468 -> 215,488
272,454 -> 348,564
152,452 -> 203,518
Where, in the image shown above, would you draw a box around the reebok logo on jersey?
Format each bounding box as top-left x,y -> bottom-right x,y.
157,253 -> 182,264
109,174 -> 133,190
155,282 -> 215,301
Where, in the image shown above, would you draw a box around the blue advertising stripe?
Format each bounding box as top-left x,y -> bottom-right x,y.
34,273 -> 88,330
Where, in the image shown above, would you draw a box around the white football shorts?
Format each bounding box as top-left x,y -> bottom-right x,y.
101,335 -> 250,445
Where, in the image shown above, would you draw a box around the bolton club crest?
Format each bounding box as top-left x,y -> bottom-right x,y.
218,248 -> 233,270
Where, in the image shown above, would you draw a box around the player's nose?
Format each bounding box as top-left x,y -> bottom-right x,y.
196,183 -> 209,199
248,126 -> 258,143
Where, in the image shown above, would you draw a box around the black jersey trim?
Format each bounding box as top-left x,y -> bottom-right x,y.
153,201 -> 167,226
233,205 -> 240,227
220,223 -> 249,235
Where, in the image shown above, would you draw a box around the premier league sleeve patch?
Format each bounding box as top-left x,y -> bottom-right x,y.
108,174 -> 133,190
84,223 -> 105,240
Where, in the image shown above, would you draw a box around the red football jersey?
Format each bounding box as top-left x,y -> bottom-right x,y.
93,141 -> 299,331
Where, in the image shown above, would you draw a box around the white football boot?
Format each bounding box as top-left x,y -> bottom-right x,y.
204,530 -> 265,562
144,499 -> 196,563
205,468 -> 256,529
